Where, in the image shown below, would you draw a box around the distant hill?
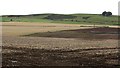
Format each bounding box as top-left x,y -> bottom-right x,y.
1,13 -> 119,25
44,14 -> 77,20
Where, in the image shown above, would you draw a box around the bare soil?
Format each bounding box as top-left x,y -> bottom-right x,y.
2,22 -> 120,68
25,27 -> 119,40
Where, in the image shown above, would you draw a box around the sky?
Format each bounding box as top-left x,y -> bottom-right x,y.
0,0 -> 119,15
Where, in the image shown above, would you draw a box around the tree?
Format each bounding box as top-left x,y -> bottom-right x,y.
102,11 -> 112,16
102,11 -> 107,16
107,11 -> 112,16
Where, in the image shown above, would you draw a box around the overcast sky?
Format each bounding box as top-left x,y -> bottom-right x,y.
0,0 -> 119,15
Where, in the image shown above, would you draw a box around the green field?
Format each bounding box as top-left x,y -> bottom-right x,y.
1,14 -> 119,25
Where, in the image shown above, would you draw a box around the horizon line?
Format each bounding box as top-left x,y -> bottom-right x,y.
0,12 -> 118,16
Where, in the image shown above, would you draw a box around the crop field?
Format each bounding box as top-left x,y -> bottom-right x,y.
2,22 -> 120,68
2,22 -> 93,36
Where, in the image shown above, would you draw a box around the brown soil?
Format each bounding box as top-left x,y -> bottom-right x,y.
2,36 -> 119,68
24,27 -> 119,40
2,22 -> 120,68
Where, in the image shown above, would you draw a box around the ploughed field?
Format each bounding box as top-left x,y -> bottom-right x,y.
2,22 -> 120,67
